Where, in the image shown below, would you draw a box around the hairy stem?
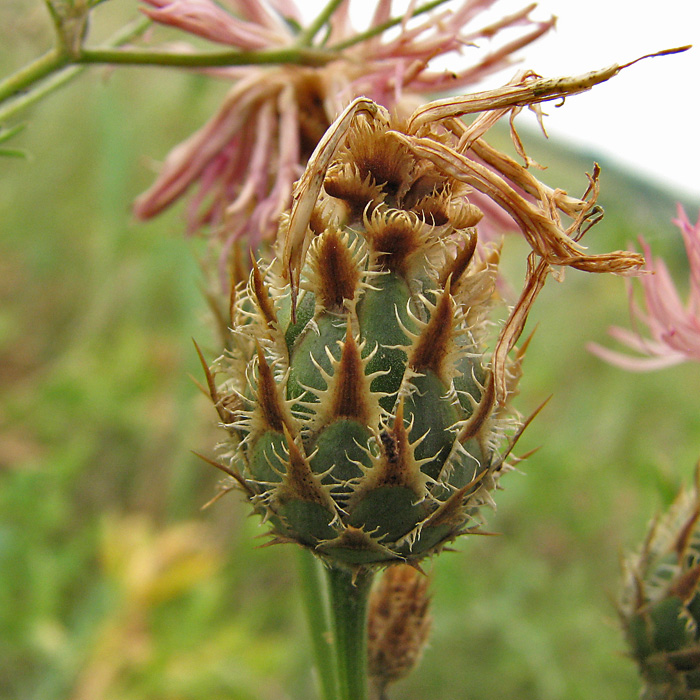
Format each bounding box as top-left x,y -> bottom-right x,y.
327,565 -> 375,700
296,549 -> 338,700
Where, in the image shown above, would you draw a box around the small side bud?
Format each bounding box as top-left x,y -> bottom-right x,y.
367,564 -> 432,698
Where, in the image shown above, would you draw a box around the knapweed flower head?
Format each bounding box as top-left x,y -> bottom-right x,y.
620,469 -> 700,700
133,0 -> 554,255
197,71 -> 644,571
589,206 -> 700,370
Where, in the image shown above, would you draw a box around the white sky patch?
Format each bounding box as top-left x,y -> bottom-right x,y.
302,0 -> 700,200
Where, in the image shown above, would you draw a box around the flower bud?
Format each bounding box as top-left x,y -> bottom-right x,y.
367,564 -> 432,696
620,470 -> 700,699
205,110 -> 520,569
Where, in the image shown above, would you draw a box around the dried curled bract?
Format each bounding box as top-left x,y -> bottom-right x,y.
281,55 -> 675,400
283,56 -> 677,294
134,0 -> 557,251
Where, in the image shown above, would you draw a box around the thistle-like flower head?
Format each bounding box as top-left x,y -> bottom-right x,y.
133,0 -> 554,252
204,109 -> 511,568
198,74 -> 644,570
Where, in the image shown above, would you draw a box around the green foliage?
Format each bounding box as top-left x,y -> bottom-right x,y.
2,20 -> 700,700
0,123 -> 27,157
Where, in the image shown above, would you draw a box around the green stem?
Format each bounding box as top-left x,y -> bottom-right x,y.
295,0 -> 345,48
0,48 -> 70,106
0,0 -> 453,117
75,46 -> 334,68
296,549 -> 338,700
0,64 -> 83,124
327,565 -> 375,700
0,19 -> 332,117
0,16 -> 151,122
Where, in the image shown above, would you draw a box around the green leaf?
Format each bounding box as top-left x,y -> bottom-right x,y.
0,124 -> 28,158
0,123 -> 27,144
0,148 -> 27,158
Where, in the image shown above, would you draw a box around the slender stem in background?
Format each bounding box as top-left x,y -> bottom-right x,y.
296,549 -> 338,700
0,63 -> 83,124
327,565 -> 375,700
0,14 -> 331,117
0,0 -> 456,120
76,46 -> 334,68
295,0 -> 346,48
0,16 -> 151,122
0,48 -> 70,106
328,0 -> 453,51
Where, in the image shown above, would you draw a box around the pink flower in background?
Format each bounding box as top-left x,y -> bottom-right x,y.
588,205 -> 700,370
133,0 -> 554,254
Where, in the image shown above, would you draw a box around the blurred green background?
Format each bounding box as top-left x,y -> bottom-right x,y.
2,3 -> 700,699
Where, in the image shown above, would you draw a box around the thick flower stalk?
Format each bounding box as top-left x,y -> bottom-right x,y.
589,206 -> 700,370
620,470 -> 700,700
133,0 -> 555,255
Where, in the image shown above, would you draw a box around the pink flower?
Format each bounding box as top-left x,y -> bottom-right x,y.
133,0 -> 554,256
588,205 -> 700,370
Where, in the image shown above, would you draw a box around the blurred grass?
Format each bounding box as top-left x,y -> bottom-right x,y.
2,4 -> 700,699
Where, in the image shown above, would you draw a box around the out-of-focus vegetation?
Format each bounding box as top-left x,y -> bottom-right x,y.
2,4 -> 700,699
